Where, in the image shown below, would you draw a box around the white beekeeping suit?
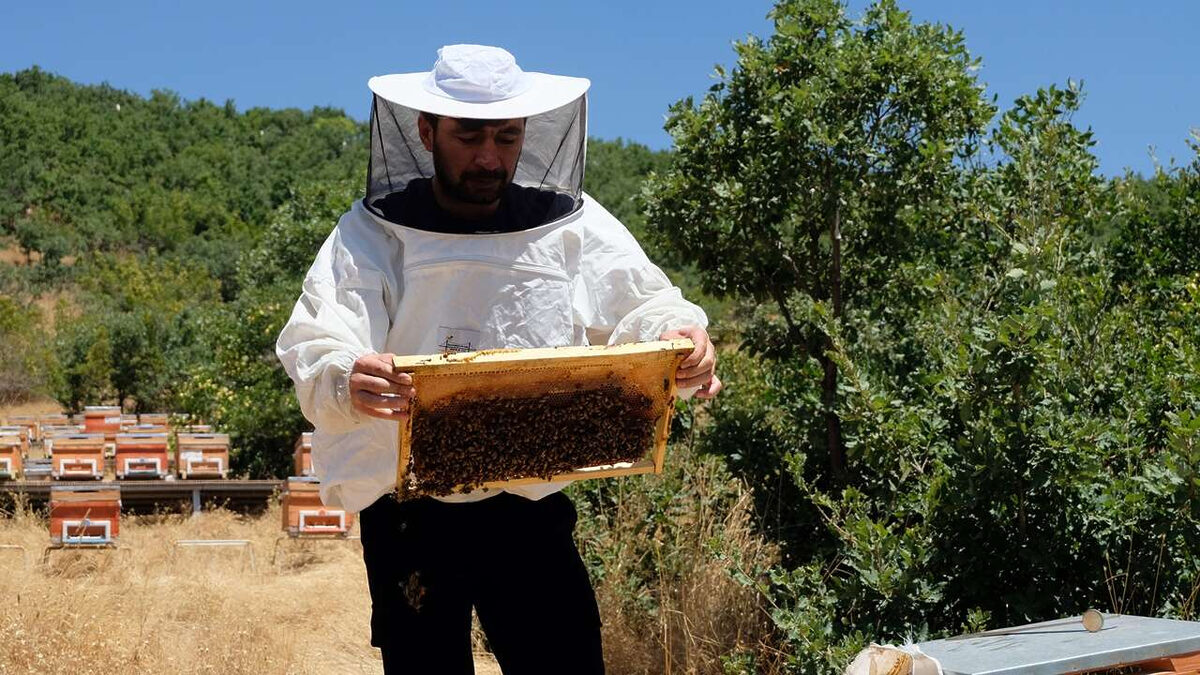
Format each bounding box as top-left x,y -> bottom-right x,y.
276,45 -> 707,512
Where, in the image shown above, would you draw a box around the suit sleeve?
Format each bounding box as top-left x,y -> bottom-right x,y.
573,195 -> 709,347
275,226 -> 390,434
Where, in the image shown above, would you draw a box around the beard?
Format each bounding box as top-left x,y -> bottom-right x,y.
432,149 -> 509,206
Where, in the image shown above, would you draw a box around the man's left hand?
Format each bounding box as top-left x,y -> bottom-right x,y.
660,325 -> 723,399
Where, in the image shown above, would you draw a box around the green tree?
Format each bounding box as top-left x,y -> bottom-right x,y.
0,296 -> 54,404
646,0 -> 993,482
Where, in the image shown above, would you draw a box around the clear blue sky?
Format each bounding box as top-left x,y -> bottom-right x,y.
2,0 -> 1196,176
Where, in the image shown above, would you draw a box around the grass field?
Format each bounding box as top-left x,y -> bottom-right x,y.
0,502 -> 508,674
0,503 -> 426,674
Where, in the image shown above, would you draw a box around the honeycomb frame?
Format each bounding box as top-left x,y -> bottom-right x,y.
392,338 -> 694,497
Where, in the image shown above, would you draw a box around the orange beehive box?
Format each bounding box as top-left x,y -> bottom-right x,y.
120,414 -> 139,430
0,426 -> 30,454
5,415 -> 40,442
115,432 -> 169,479
37,413 -> 70,442
294,432 -> 314,476
0,435 -> 22,479
49,433 -> 106,480
41,425 -> 83,442
139,413 -> 171,426
38,412 -> 69,426
43,429 -> 91,454
49,487 -> 120,546
83,406 -> 123,441
280,477 -> 354,536
125,423 -> 168,434
176,433 -> 230,479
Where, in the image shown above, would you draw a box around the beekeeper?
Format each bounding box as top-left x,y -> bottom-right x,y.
276,44 -> 720,674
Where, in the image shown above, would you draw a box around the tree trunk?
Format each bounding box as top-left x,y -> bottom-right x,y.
825,194 -> 846,480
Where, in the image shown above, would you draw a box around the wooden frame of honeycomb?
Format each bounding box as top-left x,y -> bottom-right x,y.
392,338 -> 694,498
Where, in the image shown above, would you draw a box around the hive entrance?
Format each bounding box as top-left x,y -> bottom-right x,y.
65,523 -> 109,540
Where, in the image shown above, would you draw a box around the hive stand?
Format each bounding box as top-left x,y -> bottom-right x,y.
0,544 -> 29,569
172,539 -> 257,572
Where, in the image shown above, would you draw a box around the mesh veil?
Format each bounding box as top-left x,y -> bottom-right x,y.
366,94 -> 587,226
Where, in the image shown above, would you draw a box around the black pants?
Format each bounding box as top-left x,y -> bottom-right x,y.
360,491 -> 605,674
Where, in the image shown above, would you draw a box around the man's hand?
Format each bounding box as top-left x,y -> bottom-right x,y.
349,353 -> 415,420
660,326 -> 723,400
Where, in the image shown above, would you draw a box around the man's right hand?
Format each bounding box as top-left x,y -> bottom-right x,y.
349,353 -> 415,421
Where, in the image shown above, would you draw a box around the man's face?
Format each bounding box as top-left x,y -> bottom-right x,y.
418,115 -> 525,206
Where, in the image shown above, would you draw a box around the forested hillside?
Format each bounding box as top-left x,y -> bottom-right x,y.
0,66 -> 671,477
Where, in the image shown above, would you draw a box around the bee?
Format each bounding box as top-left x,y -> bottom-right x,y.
409,387 -> 658,496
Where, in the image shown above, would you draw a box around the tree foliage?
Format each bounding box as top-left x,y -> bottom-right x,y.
646,0 -> 994,482
0,66 -> 367,295
647,0 -> 1200,671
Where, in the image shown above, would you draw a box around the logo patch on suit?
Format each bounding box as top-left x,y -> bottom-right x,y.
436,326 -> 482,354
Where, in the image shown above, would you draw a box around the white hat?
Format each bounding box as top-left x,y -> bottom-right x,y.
368,44 -> 590,119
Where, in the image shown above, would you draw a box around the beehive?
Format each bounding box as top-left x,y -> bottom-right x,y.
5,415 -> 39,442
120,413 -> 139,430
38,412 -> 69,427
82,406 -> 123,441
37,413 -> 70,441
176,433 -> 229,479
294,432 -> 314,477
49,486 -> 120,546
48,433 -> 106,479
125,423 -> 169,435
0,435 -> 22,480
392,339 -> 693,498
41,424 -> 83,440
0,425 -> 30,455
43,429 -> 82,453
115,432 -> 169,479
280,477 -> 354,537
139,412 -> 171,426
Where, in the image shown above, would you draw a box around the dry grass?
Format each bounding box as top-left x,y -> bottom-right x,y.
582,457 -> 786,674
0,398 -> 62,418
0,239 -> 29,266
0,238 -> 75,267
0,400 -> 779,673
0,503 -> 502,675
0,487 -> 780,675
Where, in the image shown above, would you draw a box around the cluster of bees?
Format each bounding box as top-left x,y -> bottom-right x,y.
407,386 -> 657,497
